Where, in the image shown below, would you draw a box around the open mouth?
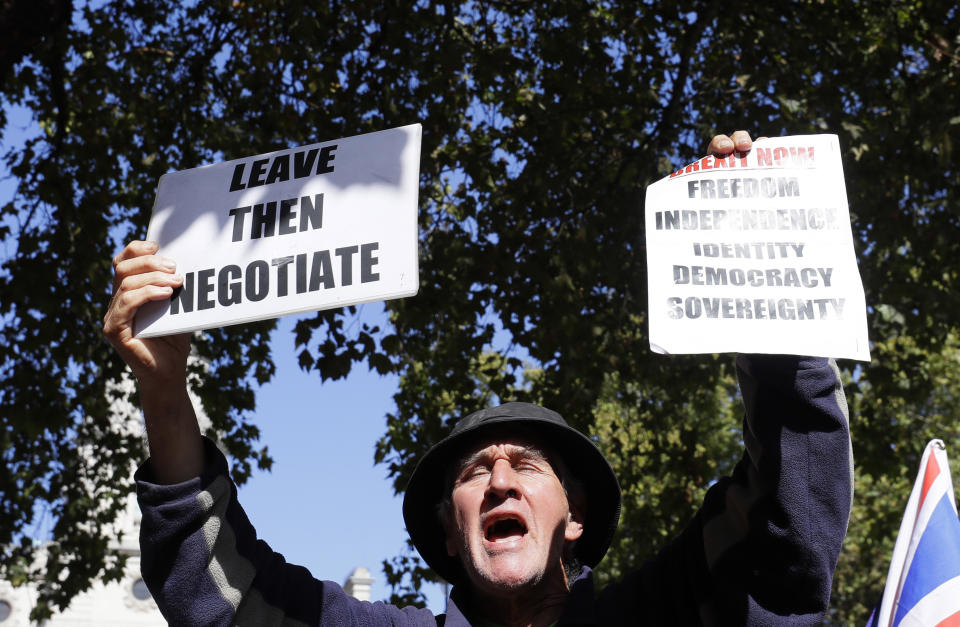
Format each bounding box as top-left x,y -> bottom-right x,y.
484,516 -> 528,542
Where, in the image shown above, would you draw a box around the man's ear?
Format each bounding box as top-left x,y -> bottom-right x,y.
442,514 -> 459,557
564,504 -> 584,542
445,535 -> 458,557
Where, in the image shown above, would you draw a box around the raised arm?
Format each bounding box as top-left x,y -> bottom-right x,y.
102,240 -> 203,483
702,354 -> 852,623
106,241 -> 439,625
597,355 -> 852,625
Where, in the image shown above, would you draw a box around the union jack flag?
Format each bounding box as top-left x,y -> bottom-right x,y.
870,439 -> 960,627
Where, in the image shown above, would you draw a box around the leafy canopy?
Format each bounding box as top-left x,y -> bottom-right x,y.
1,1 -> 958,623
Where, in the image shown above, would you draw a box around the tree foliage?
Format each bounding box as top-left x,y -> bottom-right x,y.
1,0 -> 958,621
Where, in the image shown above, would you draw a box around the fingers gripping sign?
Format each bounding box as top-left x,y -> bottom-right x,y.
103,240 -> 190,387
707,130 -> 759,158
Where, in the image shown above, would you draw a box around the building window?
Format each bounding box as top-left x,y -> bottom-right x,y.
0,600 -> 11,622
131,579 -> 152,601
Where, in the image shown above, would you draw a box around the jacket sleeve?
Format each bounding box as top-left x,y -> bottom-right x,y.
135,437 -> 438,627
598,354 -> 853,625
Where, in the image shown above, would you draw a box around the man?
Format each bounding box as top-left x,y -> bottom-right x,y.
104,132 -> 853,625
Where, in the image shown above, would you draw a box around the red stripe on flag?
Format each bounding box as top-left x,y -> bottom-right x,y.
936,608 -> 960,627
920,453 -> 941,510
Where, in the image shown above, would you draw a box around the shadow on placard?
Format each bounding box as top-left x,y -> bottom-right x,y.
147,126 -> 416,250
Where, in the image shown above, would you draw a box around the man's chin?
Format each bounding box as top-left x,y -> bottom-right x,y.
469,558 -> 545,593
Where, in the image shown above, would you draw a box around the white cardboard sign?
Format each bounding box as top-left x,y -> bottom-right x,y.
135,124 -> 421,337
645,134 -> 870,361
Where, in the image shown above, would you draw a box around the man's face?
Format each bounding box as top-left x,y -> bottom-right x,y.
443,436 -> 583,595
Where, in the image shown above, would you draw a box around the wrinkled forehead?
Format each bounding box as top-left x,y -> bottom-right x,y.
452,427 -> 557,471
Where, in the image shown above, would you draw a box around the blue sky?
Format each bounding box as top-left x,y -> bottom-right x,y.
238,310 -> 448,613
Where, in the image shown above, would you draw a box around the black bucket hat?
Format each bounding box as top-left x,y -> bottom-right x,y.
402,401 -> 622,586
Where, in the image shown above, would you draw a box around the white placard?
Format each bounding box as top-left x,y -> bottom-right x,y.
645,134 -> 870,361
135,124 -> 421,337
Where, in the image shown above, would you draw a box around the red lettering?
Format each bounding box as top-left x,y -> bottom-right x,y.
756,148 -> 772,166
713,154 -> 733,168
796,146 -> 814,165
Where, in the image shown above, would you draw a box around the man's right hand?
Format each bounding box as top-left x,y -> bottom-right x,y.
103,240 -> 203,483
103,240 -> 189,391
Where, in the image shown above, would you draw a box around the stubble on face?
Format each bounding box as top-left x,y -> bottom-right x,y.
443,437 -> 584,601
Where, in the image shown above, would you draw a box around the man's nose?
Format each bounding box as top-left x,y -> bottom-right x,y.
486,459 -> 520,500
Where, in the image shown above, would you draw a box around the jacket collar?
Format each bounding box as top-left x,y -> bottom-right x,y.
442,566 -> 596,626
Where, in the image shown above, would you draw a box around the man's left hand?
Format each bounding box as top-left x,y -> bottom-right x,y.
707,130 -> 755,157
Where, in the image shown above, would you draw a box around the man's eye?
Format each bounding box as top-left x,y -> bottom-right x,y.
461,466 -> 489,481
